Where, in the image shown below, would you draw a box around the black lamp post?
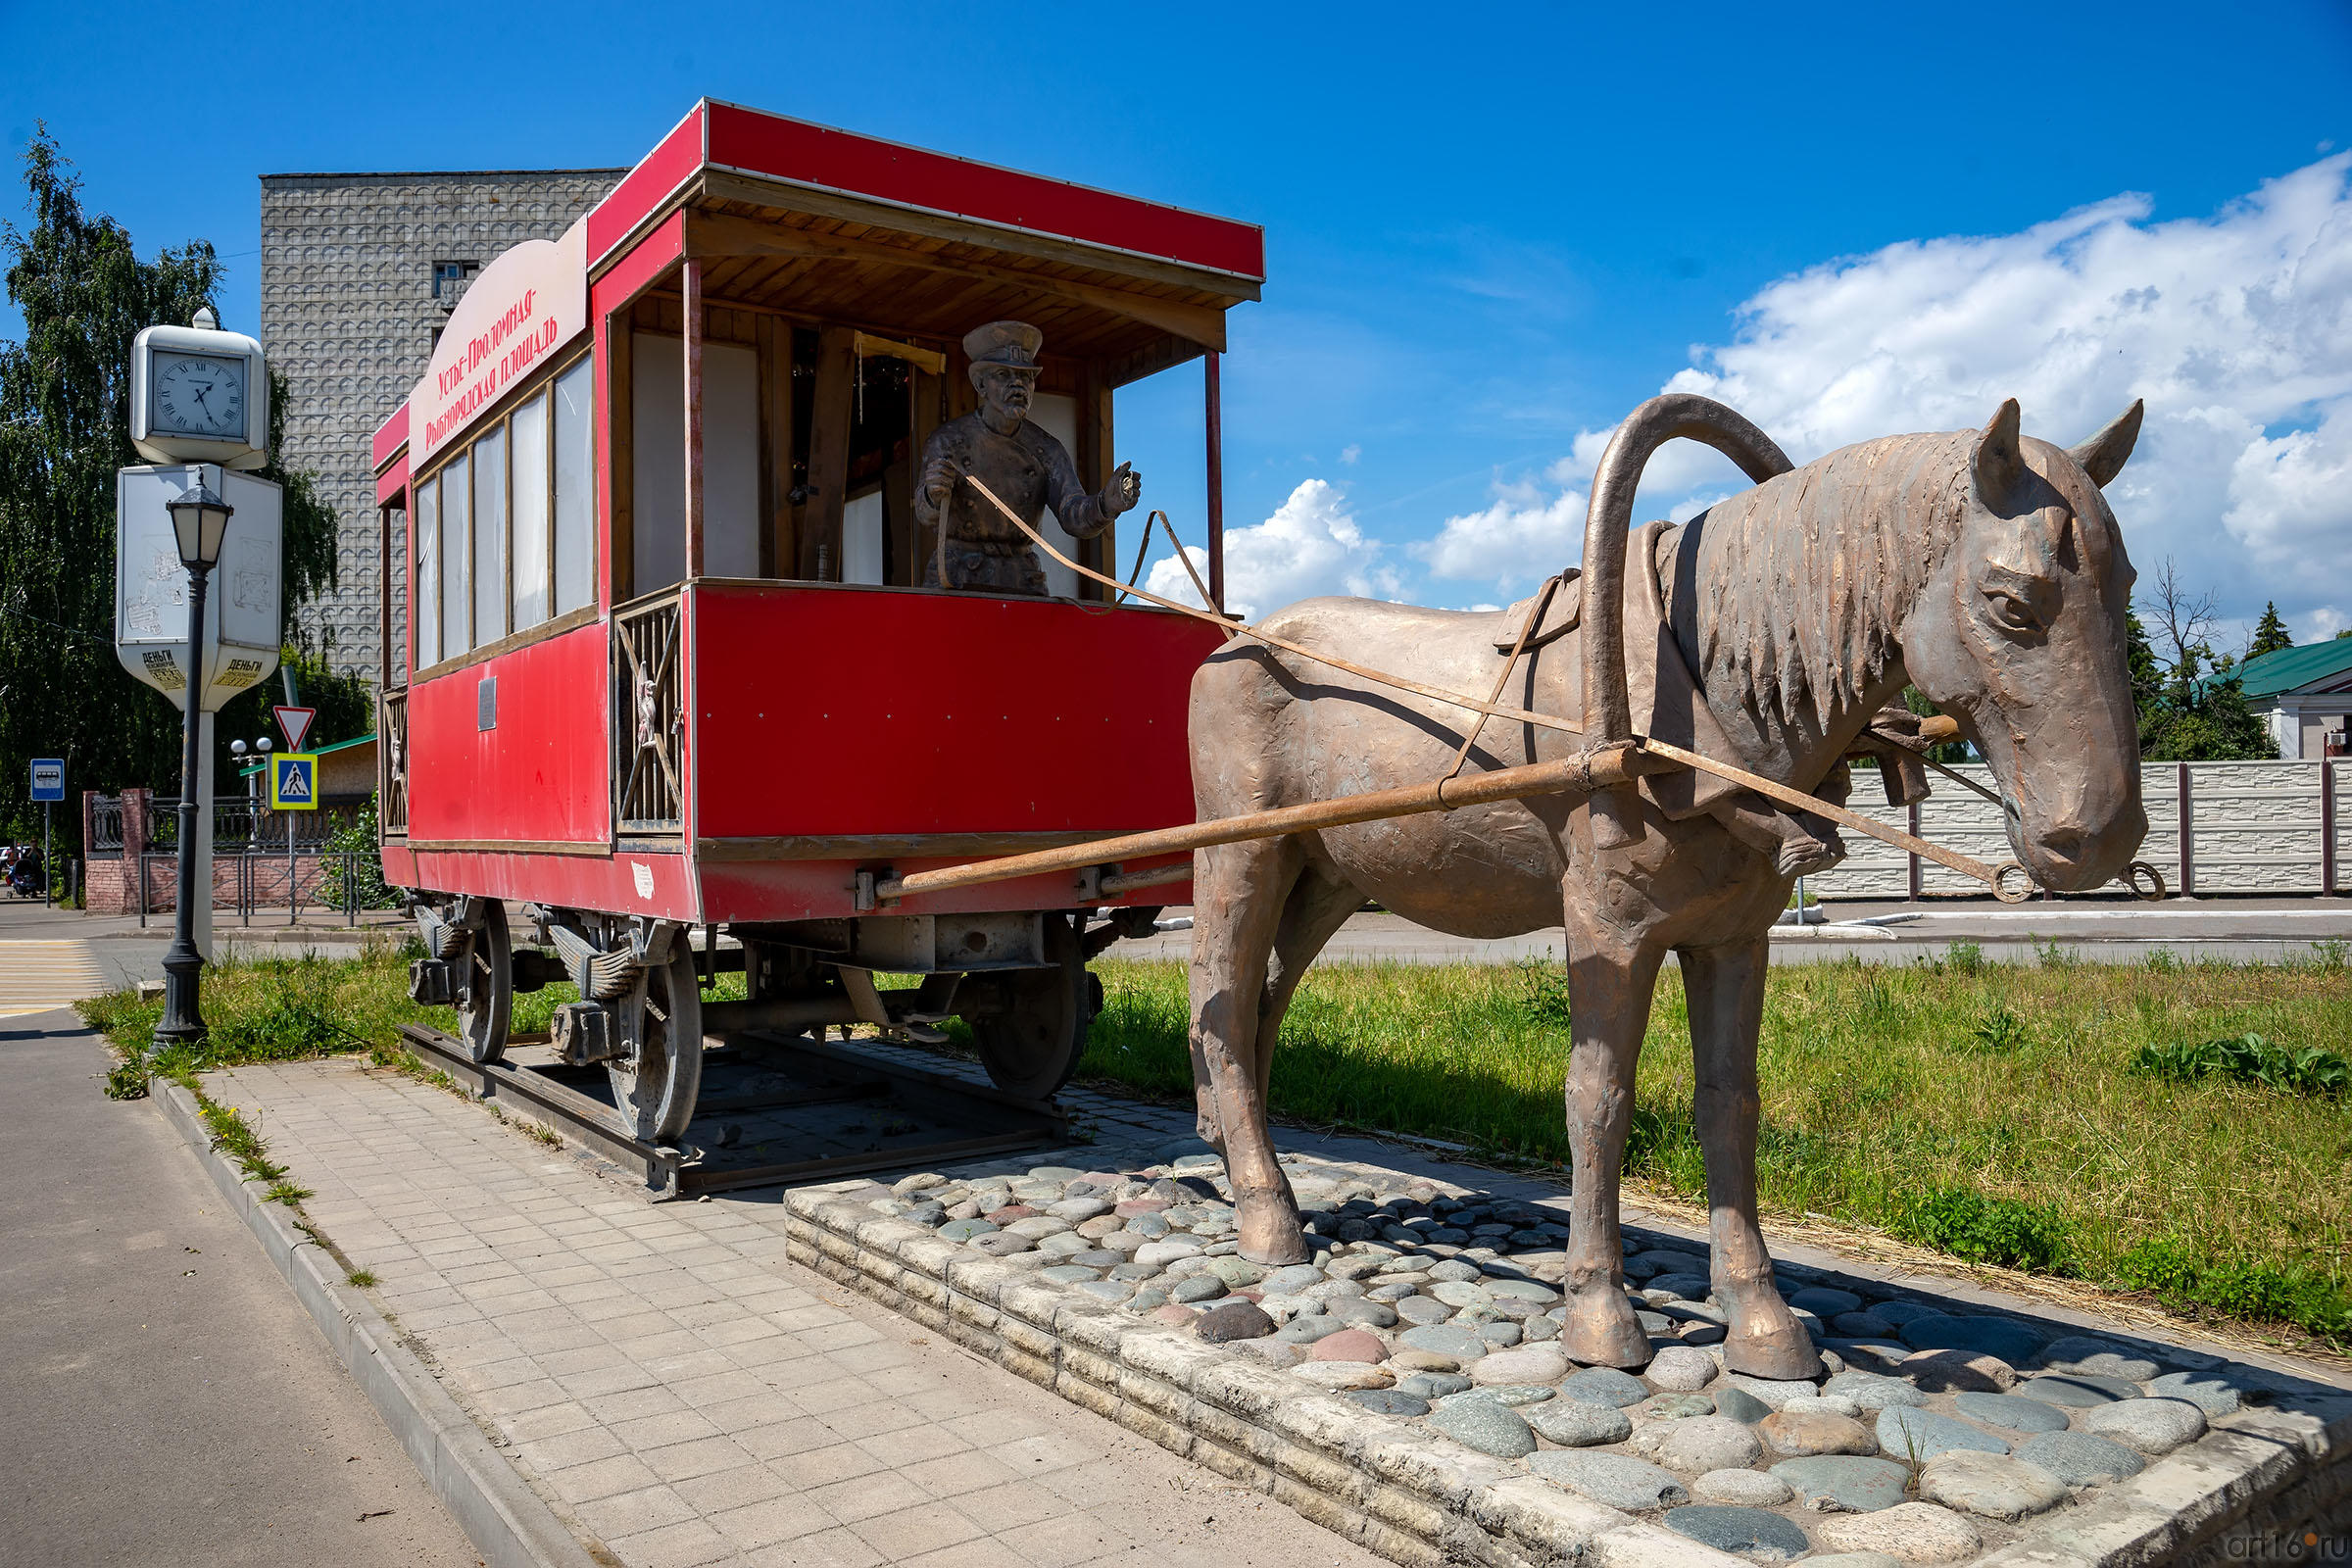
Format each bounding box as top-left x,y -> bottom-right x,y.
151,477 -> 234,1050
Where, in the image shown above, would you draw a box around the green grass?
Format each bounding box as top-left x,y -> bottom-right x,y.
1082,953 -> 2352,1348
76,943 -> 2352,1350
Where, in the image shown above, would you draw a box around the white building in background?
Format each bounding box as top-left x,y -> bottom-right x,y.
2239,640 -> 2352,760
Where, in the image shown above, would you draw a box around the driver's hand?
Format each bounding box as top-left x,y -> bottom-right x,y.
1102,462 -> 1142,515
921,457 -> 960,510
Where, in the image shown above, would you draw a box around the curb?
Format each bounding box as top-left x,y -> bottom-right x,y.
157,1078 -> 605,1568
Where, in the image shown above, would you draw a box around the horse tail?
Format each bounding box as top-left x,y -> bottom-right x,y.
1578,394 -> 1791,842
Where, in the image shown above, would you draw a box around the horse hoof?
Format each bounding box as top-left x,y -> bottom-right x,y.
1237,1205 -> 1309,1267
1723,1323 -> 1825,1381
1716,1281 -> 1825,1379
1560,1298 -> 1651,1369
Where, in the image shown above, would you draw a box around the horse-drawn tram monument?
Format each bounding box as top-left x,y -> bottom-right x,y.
260,98 -> 2351,1565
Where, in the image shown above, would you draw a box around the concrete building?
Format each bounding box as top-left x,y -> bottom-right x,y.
2240,638 -> 2352,760
257,169 -> 625,676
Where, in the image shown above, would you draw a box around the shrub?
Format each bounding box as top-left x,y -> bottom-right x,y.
1891,1185 -> 2073,1272
1516,959 -> 1575,1030
316,795 -> 401,912
2116,1235 -> 2350,1341
1969,1006 -> 2028,1054
2132,1033 -> 2349,1097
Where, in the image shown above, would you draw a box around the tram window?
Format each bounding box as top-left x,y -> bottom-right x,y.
511,391 -> 551,632
553,358 -> 593,614
630,330 -> 759,589
441,450 -> 470,660
416,476 -> 440,667
472,425 -> 509,647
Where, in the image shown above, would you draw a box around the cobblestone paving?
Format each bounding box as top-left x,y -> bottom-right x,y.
213,1058 -> 1386,1568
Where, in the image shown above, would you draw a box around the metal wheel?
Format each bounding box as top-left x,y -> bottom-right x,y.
971,916 -> 1100,1101
608,939 -> 703,1145
454,899 -> 513,1065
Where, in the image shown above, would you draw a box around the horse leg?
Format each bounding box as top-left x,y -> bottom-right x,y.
1681,936 -> 1824,1380
1559,909 -> 1666,1369
1190,835 -> 1310,1265
1251,863 -> 1364,1108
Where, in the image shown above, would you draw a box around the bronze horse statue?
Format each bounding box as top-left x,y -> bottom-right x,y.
1185,392 -> 2148,1379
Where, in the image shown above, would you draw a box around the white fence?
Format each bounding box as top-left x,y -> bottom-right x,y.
1815,760 -> 2348,899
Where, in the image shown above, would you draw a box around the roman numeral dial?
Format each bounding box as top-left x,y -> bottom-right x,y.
154,353 -> 247,439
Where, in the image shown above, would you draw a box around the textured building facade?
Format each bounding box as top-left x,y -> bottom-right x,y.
258,170 -> 625,677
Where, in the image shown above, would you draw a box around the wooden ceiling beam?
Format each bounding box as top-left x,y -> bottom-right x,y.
683,208 -> 1227,353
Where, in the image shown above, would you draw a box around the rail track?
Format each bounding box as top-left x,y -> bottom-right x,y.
395,1022 -> 1068,1200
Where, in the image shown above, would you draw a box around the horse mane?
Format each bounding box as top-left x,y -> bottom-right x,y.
1676,429 -> 1978,734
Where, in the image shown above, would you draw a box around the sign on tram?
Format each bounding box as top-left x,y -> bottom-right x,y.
29,759 -> 64,803
269,753 -> 318,810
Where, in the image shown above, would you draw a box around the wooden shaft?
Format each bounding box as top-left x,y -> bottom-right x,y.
875,748 -> 1658,901
1097,860 -> 1196,896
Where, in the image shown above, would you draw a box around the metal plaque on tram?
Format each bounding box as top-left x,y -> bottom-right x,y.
114,464 -> 284,712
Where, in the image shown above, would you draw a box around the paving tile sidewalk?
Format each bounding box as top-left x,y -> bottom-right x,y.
209,1056 -> 1386,1568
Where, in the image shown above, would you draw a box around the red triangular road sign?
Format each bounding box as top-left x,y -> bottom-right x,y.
273,705 -> 317,752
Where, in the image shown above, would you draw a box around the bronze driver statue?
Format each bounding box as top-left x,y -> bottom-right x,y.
914,320 -> 1141,594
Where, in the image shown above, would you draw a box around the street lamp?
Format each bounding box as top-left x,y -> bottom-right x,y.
151,479 -> 233,1050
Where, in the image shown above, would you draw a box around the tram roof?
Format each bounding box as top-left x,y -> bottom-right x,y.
375,100 -> 1264,475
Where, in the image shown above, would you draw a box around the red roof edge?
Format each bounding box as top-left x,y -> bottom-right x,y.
372,402 -> 408,471
586,99 -> 1263,283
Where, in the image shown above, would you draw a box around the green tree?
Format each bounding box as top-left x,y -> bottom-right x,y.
0,129 -> 340,853
2249,602 -> 2293,660
2134,561 -> 2277,761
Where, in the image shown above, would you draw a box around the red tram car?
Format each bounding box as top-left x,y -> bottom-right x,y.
371,101 -> 1258,1141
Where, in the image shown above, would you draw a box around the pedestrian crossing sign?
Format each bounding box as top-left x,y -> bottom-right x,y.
270,752 -> 319,809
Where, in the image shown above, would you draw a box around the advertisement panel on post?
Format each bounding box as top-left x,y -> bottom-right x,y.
113,465 -> 283,712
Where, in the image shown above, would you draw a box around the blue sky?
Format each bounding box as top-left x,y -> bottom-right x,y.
7,0 -> 2350,640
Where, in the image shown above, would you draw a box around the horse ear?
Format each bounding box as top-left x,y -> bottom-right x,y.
1971,399 -> 2027,504
2068,399 -> 2144,488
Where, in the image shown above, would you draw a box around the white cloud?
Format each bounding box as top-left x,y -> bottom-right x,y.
1663,154 -> 2352,605
1146,478 -> 1395,621
2297,606 -> 2350,642
1340,443 -> 1362,466
1413,473 -> 1588,594
1396,155 -> 2352,626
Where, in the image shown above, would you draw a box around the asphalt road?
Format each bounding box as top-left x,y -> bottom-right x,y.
0,1009 -> 477,1565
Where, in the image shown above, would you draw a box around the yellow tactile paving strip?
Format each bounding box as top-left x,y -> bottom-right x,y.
0,939 -> 112,1017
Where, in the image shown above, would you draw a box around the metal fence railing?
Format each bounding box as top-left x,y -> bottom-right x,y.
134,848 -> 386,929
89,795 -> 124,855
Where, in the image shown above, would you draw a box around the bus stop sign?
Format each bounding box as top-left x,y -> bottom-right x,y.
269,753 -> 318,810
29,759 -> 63,803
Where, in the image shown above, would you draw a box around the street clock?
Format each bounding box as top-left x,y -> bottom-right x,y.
130,308 -> 270,469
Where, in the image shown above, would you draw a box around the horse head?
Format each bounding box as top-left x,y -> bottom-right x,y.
1899,400 -> 2148,891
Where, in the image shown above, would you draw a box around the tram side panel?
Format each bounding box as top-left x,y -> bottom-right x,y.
690,584 -> 1221,922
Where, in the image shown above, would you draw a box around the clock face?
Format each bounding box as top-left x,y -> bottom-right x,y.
153,353 -> 247,440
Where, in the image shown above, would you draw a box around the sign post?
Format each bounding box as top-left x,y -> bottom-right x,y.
270,753 -> 318,927
30,759 -> 63,906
